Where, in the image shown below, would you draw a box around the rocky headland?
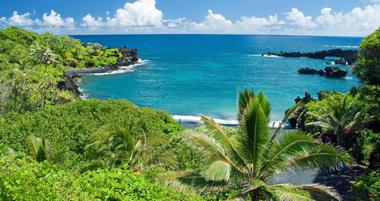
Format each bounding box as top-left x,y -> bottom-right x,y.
60,47 -> 139,96
265,48 -> 358,65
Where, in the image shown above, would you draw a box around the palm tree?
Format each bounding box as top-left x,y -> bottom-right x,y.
306,95 -> 363,147
30,43 -> 57,66
170,89 -> 350,201
26,135 -> 67,163
83,126 -> 177,172
26,135 -> 49,162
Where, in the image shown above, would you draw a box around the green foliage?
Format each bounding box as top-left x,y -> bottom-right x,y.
356,85 -> 380,119
354,27 -> 380,84
305,93 -> 363,145
349,170 -> 380,201
26,135 -> 49,162
83,126 -> 177,172
0,99 -> 182,167
0,27 -> 123,114
0,154 -> 203,201
172,89 -> 348,200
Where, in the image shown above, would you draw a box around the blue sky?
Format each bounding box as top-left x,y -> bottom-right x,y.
0,0 -> 379,36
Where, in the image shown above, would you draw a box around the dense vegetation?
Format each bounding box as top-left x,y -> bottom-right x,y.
168,91 -> 348,200
291,28 -> 380,200
0,27 -> 123,115
0,155 -> 202,201
0,27 -> 380,200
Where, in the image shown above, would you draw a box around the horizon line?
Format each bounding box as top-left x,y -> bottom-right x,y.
68,32 -> 364,38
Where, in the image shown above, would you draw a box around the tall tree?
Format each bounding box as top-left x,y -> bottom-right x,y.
169,90 -> 350,201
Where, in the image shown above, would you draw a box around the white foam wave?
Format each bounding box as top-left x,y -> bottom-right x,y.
78,87 -> 89,99
251,54 -> 283,58
172,115 -> 283,128
345,76 -> 353,80
93,59 -> 149,76
323,45 -> 359,49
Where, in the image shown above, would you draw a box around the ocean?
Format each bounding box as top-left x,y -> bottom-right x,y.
74,34 -> 361,122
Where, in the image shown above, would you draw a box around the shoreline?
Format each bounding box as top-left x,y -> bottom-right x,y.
62,61 -> 141,97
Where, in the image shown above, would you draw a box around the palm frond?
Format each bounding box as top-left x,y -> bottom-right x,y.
238,89 -> 255,119
202,160 -> 231,181
259,132 -> 316,179
237,99 -> 270,167
270,183 -> 341,201
201,116 -> 249,170
300,184 -> 341,201
26,135 -> 48,162
268,184 -> 316,201
287,143 -> 351,170
306,121 -> 335,131
271,101 -> 303,141
257,91 -> 271,119
159,170 -> 231,193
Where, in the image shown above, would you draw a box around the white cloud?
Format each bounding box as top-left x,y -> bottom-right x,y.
8,11 -> 34,26
42,10 -> 74,27
106,0 -> 163,27
235,15 -> 285,32
286,8 -> 316,29
1,1 -> 380,36
81,14 -> 102,29
315,4 -> 380,35
188,10 -> 233,32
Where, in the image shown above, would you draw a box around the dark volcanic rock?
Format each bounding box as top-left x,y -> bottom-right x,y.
266,48 -> 358,65
298,66 -> 347,79
57,75 -> 81,96
286,92 -> 314,129
298,67 -> 319,74
118,47 -> 138,65
324,66 -> 348,78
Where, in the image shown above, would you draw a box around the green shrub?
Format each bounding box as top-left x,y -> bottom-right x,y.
349,170 -> 380,201
354,27 -> 380,85
0,154 -> 203,201
0,99 -> 182,162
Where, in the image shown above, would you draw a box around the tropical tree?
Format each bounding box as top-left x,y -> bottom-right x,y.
353,27 -> 380,85
169,89 -> 350,201
26,135 -> 49,162
30,42 -> 57,66
83,126 -> 177,172
306,94 -> 363,148
26,135 -> 67,163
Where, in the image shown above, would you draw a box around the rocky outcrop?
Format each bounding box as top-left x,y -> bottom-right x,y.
266,49 -> 358,65
57,75 -> 81,95
61,47 -> 139,97
298,66 -> 347,78
324,66 -> 348,78
298,67 -> 325,76
286,92 -> 313,129
117,47 -> 138,66
64,66 -> 117,77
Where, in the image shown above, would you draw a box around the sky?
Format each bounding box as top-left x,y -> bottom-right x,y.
0,0 -> 380,36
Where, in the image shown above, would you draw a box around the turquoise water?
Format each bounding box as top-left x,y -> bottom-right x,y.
75,35 -> 361,121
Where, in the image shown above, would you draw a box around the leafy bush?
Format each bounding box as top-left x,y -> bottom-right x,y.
0,99 -> 182,164
0,154 -> 203,201
0,27 -> 124,114
349,170 -> 380,201
354,27 -> 380,85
